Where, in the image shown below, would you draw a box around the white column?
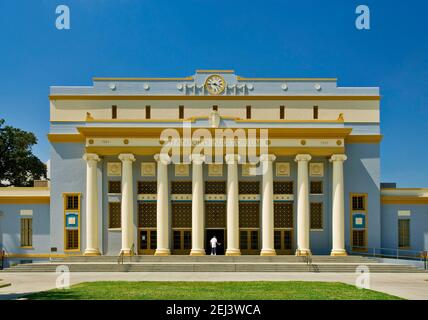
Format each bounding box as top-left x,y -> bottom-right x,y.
225,154 -> 241,256
190,154 -> 206,256
118,153 -> 136,256
154,153 -> 171,256
330,154 -> 348,256
83,153 -> 101,256
295,154 -> 312,256
260,154 -> 276,256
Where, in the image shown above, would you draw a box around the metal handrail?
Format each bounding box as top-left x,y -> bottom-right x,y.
347,245 -> 425,261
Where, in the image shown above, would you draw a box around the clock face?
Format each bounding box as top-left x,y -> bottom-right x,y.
205,75 -> 226,95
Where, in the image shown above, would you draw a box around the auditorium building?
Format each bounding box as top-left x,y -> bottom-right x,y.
1,70 -> 427,261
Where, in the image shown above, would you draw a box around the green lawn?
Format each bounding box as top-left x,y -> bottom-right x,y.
27,281 -> 402,300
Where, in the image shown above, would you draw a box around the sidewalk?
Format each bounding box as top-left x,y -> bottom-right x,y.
0,272 -> 427,300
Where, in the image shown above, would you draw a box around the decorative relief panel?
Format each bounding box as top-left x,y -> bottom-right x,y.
107,162 -> 122,177
208,164 -> 223,177
275,162 -> 290,177
309,163 -> 324,177
141,162 -> 156,177
175,164 -> 189,177
242,164 -> 257,177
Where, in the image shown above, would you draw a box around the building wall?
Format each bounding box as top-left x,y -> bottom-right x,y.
0,203 -> 50,255
381,204 -> 428,252
344,143 -> 381,249
50,99 -> 380,123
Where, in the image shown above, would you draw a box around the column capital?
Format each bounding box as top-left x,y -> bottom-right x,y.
260,154 -> 276,162
118,153 -> 136,162
83,153 -> 100,162
225,154 -> 241,164
330,154 -> 347,162
189,153 -> 205,165
154,153 -> 171,165
295,154 -> 312,162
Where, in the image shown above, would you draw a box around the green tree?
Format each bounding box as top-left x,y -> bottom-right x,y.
0,119 -> 47,187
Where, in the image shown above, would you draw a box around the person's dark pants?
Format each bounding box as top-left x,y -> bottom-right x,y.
211,247 -> 216,255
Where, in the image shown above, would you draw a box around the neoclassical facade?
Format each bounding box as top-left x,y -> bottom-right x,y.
1,70 -> 428,261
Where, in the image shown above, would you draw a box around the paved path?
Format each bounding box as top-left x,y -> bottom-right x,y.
0,272 -> 427,300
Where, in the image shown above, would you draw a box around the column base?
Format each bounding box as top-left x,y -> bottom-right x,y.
190,249 -> 206,256
225,249 -> 241,256
330,249 -> 347,256
260,249 -> 277,256
295,249 -> 311,256
154,249 -> 171,256
84,249 -> 101,256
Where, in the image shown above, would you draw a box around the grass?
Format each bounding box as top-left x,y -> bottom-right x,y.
27,281 -> 402,300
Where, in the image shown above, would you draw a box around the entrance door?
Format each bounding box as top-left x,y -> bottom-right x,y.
206,229 -> 225,255
138,229 -> 156,255
274,229 -> 293,255
172,229 -> 192,255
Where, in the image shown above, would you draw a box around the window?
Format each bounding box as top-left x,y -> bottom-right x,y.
280,105 -> 285,119
398,219 -> 410,248
313,106 -> 318,119
310,202 -> 323,229
109,202 -> 121,228
273,181 -> 293,194
352,230 -> 366,248
352,196 -> 365,211
179,105 -> 184,119
213,105 -> 218,111
310,181 -> 323,194
64,193 -> 80,251
66,195 -> 79,210
112,105 -> 117,119
145,105 -> 151,119
246,106 -> 251,119
20,218 -> 32,247
108,181 -> 121,193
66,229 -> 79,250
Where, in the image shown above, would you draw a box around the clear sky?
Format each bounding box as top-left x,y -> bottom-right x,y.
0,0 -> 427,187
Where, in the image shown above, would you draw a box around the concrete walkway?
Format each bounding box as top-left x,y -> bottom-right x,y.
0,272 -> 427,300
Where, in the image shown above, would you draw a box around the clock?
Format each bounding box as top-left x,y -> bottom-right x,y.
205,74 -> 226,95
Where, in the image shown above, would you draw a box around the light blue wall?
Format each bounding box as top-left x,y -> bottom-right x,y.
344,143 -> 381,249
0,203 -> 50,254
381,204 -> 428,252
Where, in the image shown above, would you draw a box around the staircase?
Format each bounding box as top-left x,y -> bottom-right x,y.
2,255 -> 426,273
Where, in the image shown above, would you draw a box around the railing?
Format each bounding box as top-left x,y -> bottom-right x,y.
117,243 -> 135,265
0,249 -> 5,270
348,246 -> 426,263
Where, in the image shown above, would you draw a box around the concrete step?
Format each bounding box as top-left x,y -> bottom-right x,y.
2,262 -> 425,273
61,255 -> 378,263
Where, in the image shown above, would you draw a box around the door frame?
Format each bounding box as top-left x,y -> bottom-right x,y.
205,228 -> 226,255
138,228 -> 156,255
274,228 -> 293,255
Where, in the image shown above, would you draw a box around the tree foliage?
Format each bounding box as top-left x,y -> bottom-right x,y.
0,119 -> 47,186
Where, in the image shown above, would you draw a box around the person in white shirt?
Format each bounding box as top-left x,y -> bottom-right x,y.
210,236 -> 221,255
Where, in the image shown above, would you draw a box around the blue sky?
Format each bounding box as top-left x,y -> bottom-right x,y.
0,0 -> 427,187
